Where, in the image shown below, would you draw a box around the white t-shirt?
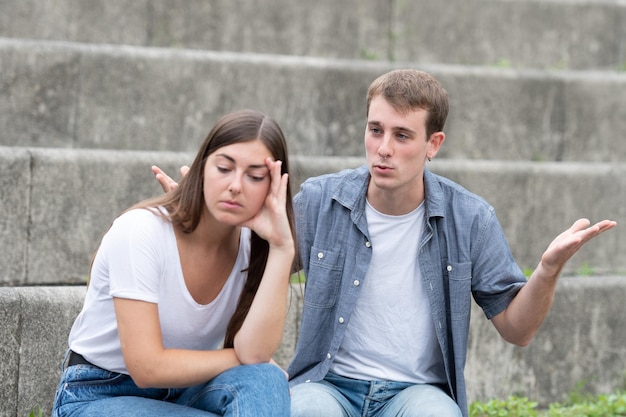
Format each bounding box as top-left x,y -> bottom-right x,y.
68,207 -> 249,374
331,200 -> 446,384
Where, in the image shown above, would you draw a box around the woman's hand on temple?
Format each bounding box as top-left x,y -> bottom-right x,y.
242,158 -> 294,251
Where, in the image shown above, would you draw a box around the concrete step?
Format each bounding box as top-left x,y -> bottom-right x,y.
2,38 -> 626,162
0,0 -> 624,70
2,279 -> 626,416
1,146 -> 622,287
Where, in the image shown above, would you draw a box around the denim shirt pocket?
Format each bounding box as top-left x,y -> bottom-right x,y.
444,261 -> 472,321
304,246 -> 344,308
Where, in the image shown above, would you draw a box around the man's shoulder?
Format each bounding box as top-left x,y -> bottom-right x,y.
300,165 -> 367,190
426,170 -> 494,213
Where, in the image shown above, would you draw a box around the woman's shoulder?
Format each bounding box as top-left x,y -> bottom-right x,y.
114,207 -> 169,225
107,207 -> 173,242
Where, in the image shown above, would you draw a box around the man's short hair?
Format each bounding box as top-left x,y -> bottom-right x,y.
366,69 -> 449,138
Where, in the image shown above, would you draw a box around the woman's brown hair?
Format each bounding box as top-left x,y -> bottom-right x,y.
128,109 -> 298,348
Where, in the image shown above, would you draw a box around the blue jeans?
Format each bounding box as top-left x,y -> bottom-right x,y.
290,373 -> 462,417
52,355 -> 290,417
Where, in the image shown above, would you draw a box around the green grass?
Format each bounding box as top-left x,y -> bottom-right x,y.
290,270 -> 306,284
469,390 -> 626,417
28,407 -> 42,417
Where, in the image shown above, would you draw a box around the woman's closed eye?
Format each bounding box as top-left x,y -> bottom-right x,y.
248,174 -> 267,182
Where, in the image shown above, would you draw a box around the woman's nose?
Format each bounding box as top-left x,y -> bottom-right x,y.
228,174 -> 242,194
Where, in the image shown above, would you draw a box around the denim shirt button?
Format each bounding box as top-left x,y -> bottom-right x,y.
317,252 -> 324,259
365,241 -> 371,248
353,280 -> 360,286
338,317 -> 345,324
447,265 -> 452,272
326,353 -> 332,359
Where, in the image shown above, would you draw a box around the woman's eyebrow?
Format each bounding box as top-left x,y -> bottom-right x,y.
215,153 -> 235,163
215,153 -> 268,169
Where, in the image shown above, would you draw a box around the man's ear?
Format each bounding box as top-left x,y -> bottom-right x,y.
427,131 -> 445,159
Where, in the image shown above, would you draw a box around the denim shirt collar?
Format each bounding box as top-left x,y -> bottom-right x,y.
329,165 -> 370,225
330,165 -> 446,221
423,167 -> 446,220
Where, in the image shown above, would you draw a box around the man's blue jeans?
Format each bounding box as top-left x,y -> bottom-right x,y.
52,356 -> 290,417
291,372 -> 462,417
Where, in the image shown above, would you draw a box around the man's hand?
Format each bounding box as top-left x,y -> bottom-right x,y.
539,218 -> 617,278
151,165 -> 189,193
492,217 -> 617,346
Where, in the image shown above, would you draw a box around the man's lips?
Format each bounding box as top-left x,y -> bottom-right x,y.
373,163 -> 393,172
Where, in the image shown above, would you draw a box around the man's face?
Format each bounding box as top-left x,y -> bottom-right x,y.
364,95 -> 444,214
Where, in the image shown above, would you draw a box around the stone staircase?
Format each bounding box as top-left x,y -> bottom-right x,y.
1,1 -> 625,416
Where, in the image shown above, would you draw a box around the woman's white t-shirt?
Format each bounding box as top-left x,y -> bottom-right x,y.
68,208 -> 249,374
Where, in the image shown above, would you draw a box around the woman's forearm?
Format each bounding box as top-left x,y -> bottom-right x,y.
233,244 -> 294,364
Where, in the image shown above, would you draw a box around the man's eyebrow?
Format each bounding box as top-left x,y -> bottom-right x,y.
393,126 -> 416,134
367,121 -> 416,134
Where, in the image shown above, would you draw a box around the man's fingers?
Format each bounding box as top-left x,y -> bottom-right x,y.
152,165 -> 177,193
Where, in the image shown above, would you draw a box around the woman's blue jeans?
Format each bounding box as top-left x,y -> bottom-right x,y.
52,355 -> 290,417
290,372 -> 462,417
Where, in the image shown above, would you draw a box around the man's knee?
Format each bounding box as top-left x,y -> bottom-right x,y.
391,384 -> 462,417
291,382 -> 347,417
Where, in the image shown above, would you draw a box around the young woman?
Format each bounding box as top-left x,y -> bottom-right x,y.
52,109 -> 296,417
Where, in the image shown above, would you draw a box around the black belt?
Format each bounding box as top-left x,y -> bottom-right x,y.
66,350 -> 99,368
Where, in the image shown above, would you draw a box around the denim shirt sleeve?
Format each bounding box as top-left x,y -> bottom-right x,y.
469,207 -> 527,319
428,172 -> 527,320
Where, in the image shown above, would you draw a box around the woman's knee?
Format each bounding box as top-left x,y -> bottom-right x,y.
182,364 -> 290,416
238,363 -> 289,390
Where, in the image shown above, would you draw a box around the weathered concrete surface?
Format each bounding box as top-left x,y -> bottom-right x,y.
0,0 -> 624,70
430,159 -> 626,274
1,148 -> 623,285
1,39 -> 625,162
1,280 -> 625,416
0,289 -> 20,417
0,148 -> 30,285
466,276 -> 626,407
0,286 -> 86,417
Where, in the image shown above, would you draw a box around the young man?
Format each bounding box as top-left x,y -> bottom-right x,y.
154,70 -> 616,417
284,69 -> 616,417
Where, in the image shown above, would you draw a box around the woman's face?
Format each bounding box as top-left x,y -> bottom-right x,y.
203,139 -> 273,225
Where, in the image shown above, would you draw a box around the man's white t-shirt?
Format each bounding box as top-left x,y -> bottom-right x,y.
331,200 -> 446,384
68,208 -> 249,374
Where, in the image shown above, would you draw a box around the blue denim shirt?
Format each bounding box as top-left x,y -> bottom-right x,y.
287,165 -> 527,417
